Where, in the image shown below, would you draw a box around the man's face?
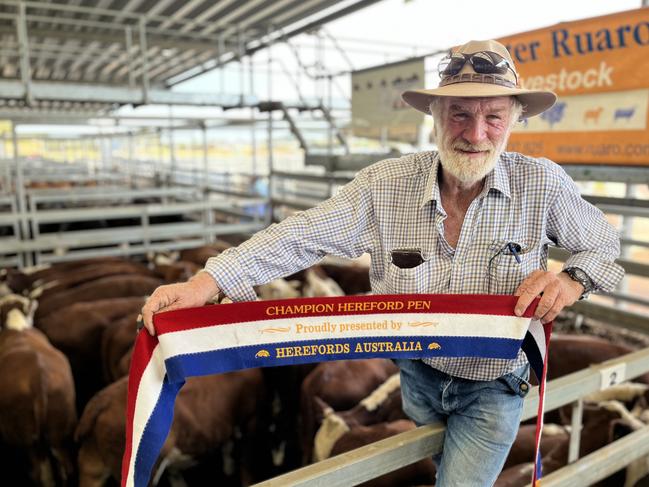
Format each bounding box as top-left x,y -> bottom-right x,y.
435,96 -> 514,184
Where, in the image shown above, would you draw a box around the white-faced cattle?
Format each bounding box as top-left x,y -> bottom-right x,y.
0,295 -> 77,487
77,369 -> 267,487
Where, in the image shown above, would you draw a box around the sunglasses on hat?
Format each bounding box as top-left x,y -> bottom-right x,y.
438,51 -> 518,84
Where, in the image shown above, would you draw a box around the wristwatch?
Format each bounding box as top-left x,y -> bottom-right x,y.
562,267 -> 595,299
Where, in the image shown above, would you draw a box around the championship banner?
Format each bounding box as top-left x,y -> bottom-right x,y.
121,294 -> 552,487
501,7 -> 649,165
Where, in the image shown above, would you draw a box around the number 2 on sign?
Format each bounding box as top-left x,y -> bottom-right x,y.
599,363 -> 626,390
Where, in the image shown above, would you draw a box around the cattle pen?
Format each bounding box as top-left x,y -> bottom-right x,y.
2,2 -> 649,487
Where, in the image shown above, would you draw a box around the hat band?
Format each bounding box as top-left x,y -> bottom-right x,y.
439,72 -> 516,89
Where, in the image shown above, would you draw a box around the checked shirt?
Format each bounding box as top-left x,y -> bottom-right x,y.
204,151 -> 624,380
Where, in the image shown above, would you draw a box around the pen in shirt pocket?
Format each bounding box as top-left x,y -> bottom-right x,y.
506,242 -> 522,264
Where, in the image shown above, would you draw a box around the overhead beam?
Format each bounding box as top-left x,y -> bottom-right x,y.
0,79 -> 258,106
0,25 -> 224,54
167,0 -> 384,87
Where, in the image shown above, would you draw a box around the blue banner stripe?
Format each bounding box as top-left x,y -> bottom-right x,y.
163,336 -> 522,383
134,377 -> 184,487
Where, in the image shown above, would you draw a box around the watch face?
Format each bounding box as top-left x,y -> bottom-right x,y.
567,268 -> 592,292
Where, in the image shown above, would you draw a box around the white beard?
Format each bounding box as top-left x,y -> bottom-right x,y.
436,129 -> 507,185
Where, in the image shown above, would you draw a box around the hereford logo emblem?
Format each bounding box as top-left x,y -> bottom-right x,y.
428,342 -> 441,350
255,349 -> 270,358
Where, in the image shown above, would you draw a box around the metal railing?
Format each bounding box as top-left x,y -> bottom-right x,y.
0,183 -> 266,266
254,346 -> 649,486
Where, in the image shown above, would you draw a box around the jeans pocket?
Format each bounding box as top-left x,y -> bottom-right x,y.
498,364 -> 531,398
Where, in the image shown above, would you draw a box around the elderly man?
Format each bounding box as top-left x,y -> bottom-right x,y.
142,39 -> 623,485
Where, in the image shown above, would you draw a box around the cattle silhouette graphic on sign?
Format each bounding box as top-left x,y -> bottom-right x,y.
614,107 -> 636,121
540,102 -> 566,128
583,107 -> 603,124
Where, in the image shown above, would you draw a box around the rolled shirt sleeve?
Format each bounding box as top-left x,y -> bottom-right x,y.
203,169 -> 377,301
546,166 -> 624,292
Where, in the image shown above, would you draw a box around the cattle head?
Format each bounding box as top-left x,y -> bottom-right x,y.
256,279 -> 301,300
1,268 -> 31,294
303,267 -> 345,298
312,396 -> 350,462
0,294 -> 38,331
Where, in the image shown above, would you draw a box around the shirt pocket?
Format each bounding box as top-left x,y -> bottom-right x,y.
385,249 -> 434,294
488,239 -> 540,294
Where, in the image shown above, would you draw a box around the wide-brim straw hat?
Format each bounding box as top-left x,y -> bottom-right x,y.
402,39 -> 557,118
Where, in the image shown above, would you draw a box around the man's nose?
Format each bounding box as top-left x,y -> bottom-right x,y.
463,119 -> 487,145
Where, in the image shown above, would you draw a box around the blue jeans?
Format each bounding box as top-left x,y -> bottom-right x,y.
395,359 -> 530,487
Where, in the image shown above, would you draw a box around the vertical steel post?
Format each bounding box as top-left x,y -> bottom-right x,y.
201,123 -> 209,192
13,124 -> 31,266
616,183 -> 636,309
156,128 -> 163,185
327,74 -> 334,196
127,131 -> 134,187
568,398 -> 584,463
266,24 -> 274,225
219,35 -> 226,94
238,25 -> 245,106
3,134 -> 12,194
249,52 -> 257,177
16,2 -> 33,106
201,123 -> 212,242
86,139 -> 94,176
125,26 -> 135,89
107,136 -> 113,176
316,30 -> 324,105
138,17 -> 150,104
168,109 -> 176,186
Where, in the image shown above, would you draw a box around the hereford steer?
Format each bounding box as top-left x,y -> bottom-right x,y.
178,242 -> 230,265
496,400 -> 649,487
77,369 -> 267,487
319,262 -> 371,295
0,296 -> 77,486
313,373 -> 405,462
28,261 -> 157,300
300,359 -> 398,464
152,260 -> 201,283
302,266 -> 345,297
38,297 -> 145,409
328,420 -> 436,487
503,424 -> 569,469
2,257 -> 130,293
100,311 -> 140,382
546,334 -> 649,384
35,274 -> 162,320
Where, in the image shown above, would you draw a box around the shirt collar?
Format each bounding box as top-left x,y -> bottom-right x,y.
419,151 -> 511,208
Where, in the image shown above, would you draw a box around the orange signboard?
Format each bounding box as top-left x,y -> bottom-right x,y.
500,7 -> 649,165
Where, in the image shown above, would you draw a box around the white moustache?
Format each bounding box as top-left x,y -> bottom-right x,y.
453,141 -> 494,153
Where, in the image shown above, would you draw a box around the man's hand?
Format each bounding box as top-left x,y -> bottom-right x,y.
514,270 -> 583,323
141,271 -> 220,335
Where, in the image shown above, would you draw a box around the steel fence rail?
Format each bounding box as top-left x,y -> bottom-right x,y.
253,346 -> 649,487
541,426 -> 649,487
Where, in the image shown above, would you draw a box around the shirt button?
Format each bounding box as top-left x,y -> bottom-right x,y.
520,383 -> 529,392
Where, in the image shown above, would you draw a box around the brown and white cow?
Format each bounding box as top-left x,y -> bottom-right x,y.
76,369 -> 268,487
300,359 -> 398,464
37,297 -> 145,409
328,420 -> 436,487
2,257 -> 132,294
313,373 -> 404,462
100,311 -> 140,383
0,295 -> 77,486
28,261 -> 157,301
545,334 -> 649,384
35,274 -> 162,320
